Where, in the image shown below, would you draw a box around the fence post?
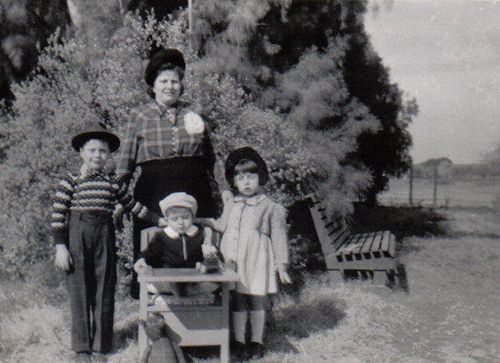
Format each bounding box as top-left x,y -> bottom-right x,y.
432,165 -> 438,208
188,0 -> 193,34
409,159 -> 413,206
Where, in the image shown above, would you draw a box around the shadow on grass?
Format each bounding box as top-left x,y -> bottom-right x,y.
113,320 -> 138,352
265,297 -> 346,354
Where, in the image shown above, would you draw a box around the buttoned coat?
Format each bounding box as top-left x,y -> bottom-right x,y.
216,194 -> 289,295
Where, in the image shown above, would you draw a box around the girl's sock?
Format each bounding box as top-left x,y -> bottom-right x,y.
232,311 -> 248,343
250,310 -> 266,344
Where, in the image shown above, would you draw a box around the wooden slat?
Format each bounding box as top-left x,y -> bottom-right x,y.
361,232 -> 378,255
309,205 -> 336,261
339,232 -> 366,255
329,256 -> 396,271
388,233 -> 397,257
306,194 -> 399,283
333,228 -> 353,251
352,233 -> 371,254
380,230 -> 391,252
325,221 -> 343,235
369,231 -> 384,254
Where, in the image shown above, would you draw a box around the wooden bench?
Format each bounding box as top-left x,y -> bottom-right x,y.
306,195 -> 398,284
138,227 -> 239,363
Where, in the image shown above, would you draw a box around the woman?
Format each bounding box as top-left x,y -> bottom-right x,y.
116,48 -> 224,298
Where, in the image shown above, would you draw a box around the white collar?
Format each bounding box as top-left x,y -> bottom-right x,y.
233,193 -> 267,206
163,225 -> 199,239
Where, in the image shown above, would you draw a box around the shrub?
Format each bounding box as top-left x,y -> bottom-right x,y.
0,10 -> 377,283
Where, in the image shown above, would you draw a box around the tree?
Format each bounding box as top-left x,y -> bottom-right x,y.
0,1 -> 416,278
0,0 -> 71,105
187,0 -> 416,207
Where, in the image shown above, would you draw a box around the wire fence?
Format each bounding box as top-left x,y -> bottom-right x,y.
378,177 -> 500,209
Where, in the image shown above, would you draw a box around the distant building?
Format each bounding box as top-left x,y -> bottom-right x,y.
415,157 -> 453,180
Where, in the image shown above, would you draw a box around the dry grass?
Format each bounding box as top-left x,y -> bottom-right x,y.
1,208 -> 500,362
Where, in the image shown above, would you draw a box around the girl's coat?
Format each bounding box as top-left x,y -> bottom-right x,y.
215,194 -> 289,295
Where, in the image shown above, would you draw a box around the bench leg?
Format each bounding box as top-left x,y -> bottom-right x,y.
220,283 -> 230,363
372,271 -> 386,285
220,340 -> 229,363
138,284 -> 148,357
327,269 -> 344,283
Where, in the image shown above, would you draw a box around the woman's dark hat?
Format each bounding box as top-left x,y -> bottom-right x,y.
71,122 -> 121,152
225,147 -> 269,186
145,48 -> 186,87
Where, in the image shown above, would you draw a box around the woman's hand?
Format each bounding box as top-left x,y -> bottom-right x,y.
113,204 -> 125,232
134,258 -> 152,275
277,264 -> 292,284
55,245 -> 72,271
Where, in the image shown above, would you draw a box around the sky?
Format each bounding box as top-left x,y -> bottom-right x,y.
364,0 -> 500,164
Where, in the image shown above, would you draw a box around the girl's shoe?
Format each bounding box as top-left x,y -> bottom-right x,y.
72,352 -> 91,363
232,340 -> 248,361
249,341 -> 265,359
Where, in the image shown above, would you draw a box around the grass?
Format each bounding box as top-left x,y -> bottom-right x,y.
1,206 -> 499,362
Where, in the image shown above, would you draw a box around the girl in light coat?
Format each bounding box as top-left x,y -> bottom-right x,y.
212,147 -> 292,360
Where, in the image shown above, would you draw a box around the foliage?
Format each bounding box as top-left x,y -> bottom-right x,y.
190,0 -> 416,207
0,2 -> 407,282
351,204 -> 446,241
0,0 -> 71,103
0,11 -> 314,279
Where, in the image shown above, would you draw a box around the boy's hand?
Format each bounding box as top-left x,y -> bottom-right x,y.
55,245 -> 72,271
277,264 -> 292,284
134,258 -> 152,275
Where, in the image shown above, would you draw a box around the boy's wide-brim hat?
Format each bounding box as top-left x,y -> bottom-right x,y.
225,146 -> 269,185
159,192 -> 198,217
71,122 -> 120,152
145,48 -> 186,87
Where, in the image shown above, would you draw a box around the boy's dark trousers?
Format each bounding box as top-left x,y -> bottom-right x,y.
67,212 -> 117,353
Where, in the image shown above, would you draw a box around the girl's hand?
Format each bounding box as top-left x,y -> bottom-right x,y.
277,264 -> 292,284
158,217 -> 168,227
134,258 -> 152,275
225,259 -> 237,272
55,245 -> 72,271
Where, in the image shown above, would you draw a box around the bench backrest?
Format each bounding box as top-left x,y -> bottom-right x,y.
307,195 -> 352,256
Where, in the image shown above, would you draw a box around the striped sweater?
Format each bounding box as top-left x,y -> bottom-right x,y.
51,169 -> 157,245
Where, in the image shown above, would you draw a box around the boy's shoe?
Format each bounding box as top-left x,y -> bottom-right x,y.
72,351 -> 91,363
232,340 -> 248,361
249,341 -> 265,359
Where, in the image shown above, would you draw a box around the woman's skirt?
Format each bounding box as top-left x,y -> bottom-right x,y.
134,156 -> 219,217
129,156 -> 220,298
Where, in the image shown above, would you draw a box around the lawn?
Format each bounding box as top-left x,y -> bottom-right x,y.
1,206 -> 499,362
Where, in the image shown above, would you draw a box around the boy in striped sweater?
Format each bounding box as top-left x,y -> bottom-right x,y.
51,123 -> 157,362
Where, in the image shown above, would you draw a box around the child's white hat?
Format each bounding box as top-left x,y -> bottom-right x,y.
159,192 -> 198,217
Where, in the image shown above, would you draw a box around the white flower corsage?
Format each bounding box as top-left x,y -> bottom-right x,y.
183,111 -> 205,135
